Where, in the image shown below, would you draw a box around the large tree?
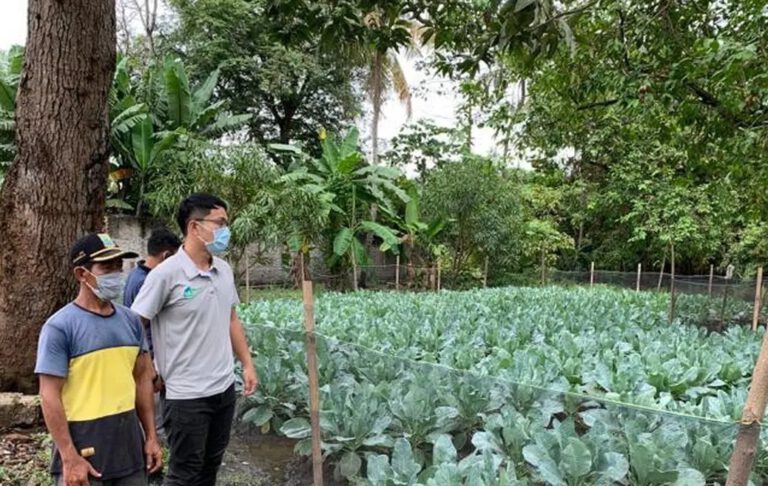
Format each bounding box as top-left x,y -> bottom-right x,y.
0,0 -> 116,392
166,0 -> 361,161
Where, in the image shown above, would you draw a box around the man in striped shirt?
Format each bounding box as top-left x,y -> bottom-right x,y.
36,233 -> 163,485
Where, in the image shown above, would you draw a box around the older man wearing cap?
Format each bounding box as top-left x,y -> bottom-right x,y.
35,233 -> 163,486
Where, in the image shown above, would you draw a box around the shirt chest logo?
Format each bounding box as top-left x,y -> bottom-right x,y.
183,286 -> 202,299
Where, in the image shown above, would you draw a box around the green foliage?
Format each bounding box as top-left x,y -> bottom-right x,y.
165,0 -> 361,160
421,157 -> 527,283
109,55 -> 250,216
414,0 -> 768,274
145,141 -> 288,273
382,120 -> 466,179
0,46 -> 23,186
282,129 -> 407,280
239,286 -> 760,483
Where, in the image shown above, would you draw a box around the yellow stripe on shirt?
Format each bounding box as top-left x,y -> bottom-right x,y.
62,346 -> 139,422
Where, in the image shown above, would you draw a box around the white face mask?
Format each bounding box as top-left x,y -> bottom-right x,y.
85,270 -> 124,302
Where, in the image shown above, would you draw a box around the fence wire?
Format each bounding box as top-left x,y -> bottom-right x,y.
241,323 -> 765,485
240,264 -> 768,330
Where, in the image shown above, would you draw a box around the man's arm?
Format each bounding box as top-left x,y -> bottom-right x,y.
39,375 -> 101,485
133,352 -> 163,473
230,308 -> 258,396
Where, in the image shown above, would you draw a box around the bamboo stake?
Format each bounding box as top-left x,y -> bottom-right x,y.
708,264 -> 714,297
437,261 -> 442,291
350,247 -> 358,291
720,272 -> 731,328
753,267 -> 764,331
483,256 -> 489,288
540,250 -> 546,286
590,261 -> 595,287
636,263 -> 641,292
669,243 -> 676,323
245,250 -> 251,303
300,265 -> 324,486
395,255 -> 400,290
657,251 -> 666,291
726,325 -> 768,485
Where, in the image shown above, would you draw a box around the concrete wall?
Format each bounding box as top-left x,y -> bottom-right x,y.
106,215 -> 292,284
106,215 -> 397,286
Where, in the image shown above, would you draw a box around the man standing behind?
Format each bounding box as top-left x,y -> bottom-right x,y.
124,227 -> 181,309
36,233 -> 163,486
131,193 -> 258,486
124,227 -> 181,484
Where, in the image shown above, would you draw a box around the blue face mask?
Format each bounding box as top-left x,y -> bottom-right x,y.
205,226 -> 231,255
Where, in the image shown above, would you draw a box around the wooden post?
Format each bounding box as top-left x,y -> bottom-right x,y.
590,261 -> 595,287
437,261 -> 442,291
245,250 -> 251,303
636,263 -> 641,292
350,247 -> 358,291
708,264 -> 714,297
540,250 -> 546,286
669,243 -> 676,323
657,251 -> 667,291
301,273 -> 324,486
720,268 -> 731,328
483,256 -> 489,288
753,267 -> 764,331
726,324 -> 768,485
395,255 -> 400,290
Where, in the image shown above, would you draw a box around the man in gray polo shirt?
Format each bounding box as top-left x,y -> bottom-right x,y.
131,193 -> 258,486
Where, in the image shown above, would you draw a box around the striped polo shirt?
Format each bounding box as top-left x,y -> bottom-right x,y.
35,303 -> 147,479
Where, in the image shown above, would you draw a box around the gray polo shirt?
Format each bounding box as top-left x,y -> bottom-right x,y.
131,248 -> 240,400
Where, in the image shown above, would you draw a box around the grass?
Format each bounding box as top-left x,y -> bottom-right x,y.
239,284 -> 326,303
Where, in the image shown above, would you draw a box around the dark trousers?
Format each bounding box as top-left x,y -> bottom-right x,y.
162,384 -> 236,486
54,469 -> 147,485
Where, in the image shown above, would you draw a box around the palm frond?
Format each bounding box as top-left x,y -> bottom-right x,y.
388,54 -> 412,118
200,113 -> 252,136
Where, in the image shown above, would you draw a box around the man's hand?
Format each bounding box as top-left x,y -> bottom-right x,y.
144,436 -> 163,474
62,455 -> 101,486
152,372 -> 164,394
243,364 -> 259,396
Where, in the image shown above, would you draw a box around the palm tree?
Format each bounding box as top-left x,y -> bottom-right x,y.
361,6 -> 419,166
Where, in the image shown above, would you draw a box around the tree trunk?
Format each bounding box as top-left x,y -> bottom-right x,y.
370,51 -> 383,166
0,0 -> 116,393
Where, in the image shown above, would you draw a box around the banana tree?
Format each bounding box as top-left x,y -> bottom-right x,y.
282,128 -> 407,288
108,56 -> 251,216
396,187 -> 449,287
158,57 -> 252,135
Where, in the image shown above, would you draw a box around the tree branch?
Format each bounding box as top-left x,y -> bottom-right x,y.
684,82 -> 743,127
617,8 -> 632,72
536,0 -> 600,29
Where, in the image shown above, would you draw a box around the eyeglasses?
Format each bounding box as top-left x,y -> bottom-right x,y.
195,218 -> 229,228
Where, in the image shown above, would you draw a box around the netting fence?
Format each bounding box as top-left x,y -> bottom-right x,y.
239,262 -> 768,331
240,321 -> 765,484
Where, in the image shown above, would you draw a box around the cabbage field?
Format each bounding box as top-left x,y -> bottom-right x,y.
239,286 -> 768,485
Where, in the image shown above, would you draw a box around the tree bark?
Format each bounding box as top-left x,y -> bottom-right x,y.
370,51 -> 383,166
0,0 -> 116,393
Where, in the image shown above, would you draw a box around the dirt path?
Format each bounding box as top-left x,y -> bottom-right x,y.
218,427 -> 310,485
1,426 -> 329,486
